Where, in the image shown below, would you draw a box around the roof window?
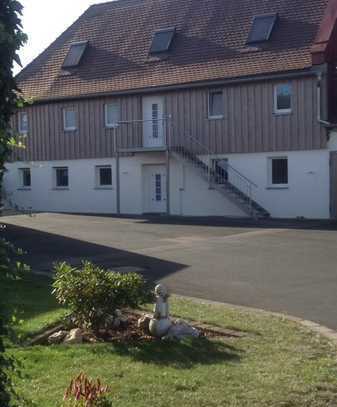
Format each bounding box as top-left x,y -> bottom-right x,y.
247,14 -> 278,44
62,41 -> 88,68
150,28 -> 175,54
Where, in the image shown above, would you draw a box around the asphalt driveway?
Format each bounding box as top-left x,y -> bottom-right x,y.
2,213 -> 337,330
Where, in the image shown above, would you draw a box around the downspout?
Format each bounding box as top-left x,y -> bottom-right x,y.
316,72 -> 333,127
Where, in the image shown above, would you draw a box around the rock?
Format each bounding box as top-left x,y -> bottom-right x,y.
137,314 -> 152,334
48,330 -> 67,344
64,328 -> 83,344
82,331 -> 100,343
164,320 -> 200,341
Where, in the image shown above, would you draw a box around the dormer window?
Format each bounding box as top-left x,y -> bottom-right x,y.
62,41 -> 88,69
150,28 -> 175,54
247,14 -> 278,45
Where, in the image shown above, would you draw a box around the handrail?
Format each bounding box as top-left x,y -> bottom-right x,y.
183,135 -> 258,189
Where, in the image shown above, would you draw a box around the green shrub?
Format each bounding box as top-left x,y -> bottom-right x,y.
52,262 -> 152,330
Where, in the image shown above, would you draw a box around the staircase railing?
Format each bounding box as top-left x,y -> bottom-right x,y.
171,135 -> 258,216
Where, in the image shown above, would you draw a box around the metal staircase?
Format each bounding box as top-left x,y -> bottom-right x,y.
170,136 -> 270,218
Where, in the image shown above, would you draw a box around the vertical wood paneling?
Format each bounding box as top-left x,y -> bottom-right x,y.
13,76 -> 326,163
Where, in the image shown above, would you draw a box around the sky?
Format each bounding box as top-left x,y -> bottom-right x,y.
15,0 -> 109,74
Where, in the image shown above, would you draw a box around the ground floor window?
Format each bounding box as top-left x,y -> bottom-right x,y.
54,167 -> 69,188
19,168 -> 31,188
268,157 -> 288,187
96,166 -> 112,187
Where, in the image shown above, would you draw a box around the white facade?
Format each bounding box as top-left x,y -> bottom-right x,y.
3,148 -> 332,219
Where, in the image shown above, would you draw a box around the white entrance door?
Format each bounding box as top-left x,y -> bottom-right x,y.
142,96 -> 165,148
143,165 -> 167,213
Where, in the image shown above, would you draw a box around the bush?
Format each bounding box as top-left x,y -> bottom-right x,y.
52,262 -> 153,330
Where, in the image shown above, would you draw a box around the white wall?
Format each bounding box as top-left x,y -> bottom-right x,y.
216,149 -> 330,219
328,131 -> 337,151
3,149 -> 330,219
4,158 -> 118,213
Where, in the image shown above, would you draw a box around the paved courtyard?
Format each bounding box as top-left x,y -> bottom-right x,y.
2,213 -> 337,329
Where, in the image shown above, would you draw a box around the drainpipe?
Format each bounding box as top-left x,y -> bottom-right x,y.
316,72 -> 337,129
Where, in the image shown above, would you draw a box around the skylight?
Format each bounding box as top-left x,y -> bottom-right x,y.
62,41 -> 88,69
247,14 -> 278,44
150,28 -> 175,54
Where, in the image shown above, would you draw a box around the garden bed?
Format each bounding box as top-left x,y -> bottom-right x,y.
29,310 -> 245,346
3,274 -> 337,407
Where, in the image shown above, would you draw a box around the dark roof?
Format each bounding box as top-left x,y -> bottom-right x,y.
17,0 -> 329,101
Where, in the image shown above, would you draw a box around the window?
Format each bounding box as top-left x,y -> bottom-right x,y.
155,174 -> 162,201
268,158 -> 288,187
152,103 -> 159,138
150,28 -> 175,54
62,41 -> 88,68
19,112 -> 28,134
63,108 -> 77,131
19,168 -> 31,188
274,84 -> 292,114
54,167 -> 69,188
208,90 -> 224,119
104,102 -> 120,128
96,166 -> 112,188
247,14 -> 278,44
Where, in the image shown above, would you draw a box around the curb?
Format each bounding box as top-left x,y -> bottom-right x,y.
175,294 -> 337,346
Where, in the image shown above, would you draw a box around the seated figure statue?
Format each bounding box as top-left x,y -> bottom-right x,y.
149,284 -> 172,338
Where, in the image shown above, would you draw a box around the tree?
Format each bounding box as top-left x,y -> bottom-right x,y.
0,0 -> 27,206
0,1 -> 27,405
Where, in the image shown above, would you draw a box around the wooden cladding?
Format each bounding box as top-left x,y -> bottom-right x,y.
13,75 -> 326,162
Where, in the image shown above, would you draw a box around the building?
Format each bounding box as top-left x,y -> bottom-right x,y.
4,0 -> 337,218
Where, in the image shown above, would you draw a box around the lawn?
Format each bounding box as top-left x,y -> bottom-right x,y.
2,273 -> 337,407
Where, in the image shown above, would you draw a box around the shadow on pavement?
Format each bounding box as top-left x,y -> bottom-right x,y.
3,223 -> 187,282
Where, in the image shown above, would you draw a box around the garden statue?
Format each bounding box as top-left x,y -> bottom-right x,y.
147,283 -> 200,340
149,284 -> 172,337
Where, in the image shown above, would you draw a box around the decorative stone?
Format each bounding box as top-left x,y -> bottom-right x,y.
164,320 -> 200,341
137,314 -> 152,334
48,330 -> 67,344
64,328 -> 83,344
149,284 -> 172,338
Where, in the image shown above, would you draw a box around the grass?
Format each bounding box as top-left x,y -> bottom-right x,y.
3,274 -> 337,407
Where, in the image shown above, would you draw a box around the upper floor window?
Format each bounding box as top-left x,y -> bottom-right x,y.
268,157 -> 288,187
19,168 -> 31,188
19,112 -> 28,134
274,84 -> 292,114
54,167 -> 69,188
104,102 -> 120,128
208,90 -> 224,119
63,107 -> 77,131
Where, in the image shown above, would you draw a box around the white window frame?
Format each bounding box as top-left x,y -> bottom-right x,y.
267,157 -> 289,188
18,167 -> 31,189
274,84 -> 292,115
208,89 -> 224,120
53,167 -> 69,189
63,107 -> 77,131
95,165 -> 113,189
104,102 -> 120,128
18,111 -> 28,134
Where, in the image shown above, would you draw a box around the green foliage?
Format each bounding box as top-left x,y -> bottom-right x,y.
0,0 -> 27,204
52,262 -> 153,331
0,237 -> 29,406
0,1 -> 27,405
